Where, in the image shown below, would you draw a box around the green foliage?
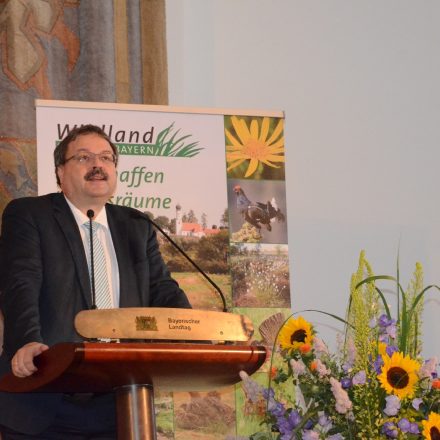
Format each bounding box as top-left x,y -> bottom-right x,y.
240,251 -> 440,439
181,209 -> 198,223
160,232 -> 230,274
196,230 -> 229,262
356,259 -> 440,357
405,262 -> 424,357
346,250 -> 378,371
155,123 -> 203,157
154,215 -> 171,230
231,222 -> 262,242
344,251 -> 382,438
221,208 -> 229,228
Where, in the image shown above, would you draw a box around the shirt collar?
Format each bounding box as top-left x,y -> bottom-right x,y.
64,194 -> 109,229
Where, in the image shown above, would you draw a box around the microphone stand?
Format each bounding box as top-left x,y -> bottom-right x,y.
145,214 -> 228,312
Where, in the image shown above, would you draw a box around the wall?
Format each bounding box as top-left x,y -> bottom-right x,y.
165,0 -> 440,357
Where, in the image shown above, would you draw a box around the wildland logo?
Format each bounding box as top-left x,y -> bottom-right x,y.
57,123 -> 204,158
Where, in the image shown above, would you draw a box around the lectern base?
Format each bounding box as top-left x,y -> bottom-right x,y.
116,384 -> 156,440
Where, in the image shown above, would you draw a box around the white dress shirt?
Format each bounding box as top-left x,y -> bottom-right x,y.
64,196 -> 120,307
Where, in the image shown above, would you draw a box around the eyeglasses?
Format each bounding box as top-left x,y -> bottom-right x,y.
64,152 -> 117,165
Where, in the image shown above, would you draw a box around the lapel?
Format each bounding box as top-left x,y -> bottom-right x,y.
106,205 -> 140,306
52,193 -> 92,308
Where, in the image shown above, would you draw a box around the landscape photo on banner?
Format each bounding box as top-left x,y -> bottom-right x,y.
36,100 -> 290,439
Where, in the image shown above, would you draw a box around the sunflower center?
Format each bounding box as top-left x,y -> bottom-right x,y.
430,427 -> 440,440
386,367 -> 409,389
243,139 -> 268,159
291,329 -> 307,344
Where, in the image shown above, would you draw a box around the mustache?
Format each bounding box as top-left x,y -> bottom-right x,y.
84,167 -> 108,180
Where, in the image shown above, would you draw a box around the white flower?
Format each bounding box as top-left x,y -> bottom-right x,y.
330,377 -> 352,414
239,370 -> 262,403
384,395 -> 401,416
419,357 -> 438,379
314,359 -> 330,377
290,358 -> 306,376
313,336 -> 329,355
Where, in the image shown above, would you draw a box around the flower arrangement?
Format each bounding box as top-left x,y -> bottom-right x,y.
240,251 -> 440,439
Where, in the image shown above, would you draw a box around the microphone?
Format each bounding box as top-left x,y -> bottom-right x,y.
86,209 -> 97,310
138,211 -> 228,312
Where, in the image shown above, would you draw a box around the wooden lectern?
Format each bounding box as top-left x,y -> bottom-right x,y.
0,309 -> 267,440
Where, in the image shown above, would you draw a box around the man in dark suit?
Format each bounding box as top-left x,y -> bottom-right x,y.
0,124 -> 191,438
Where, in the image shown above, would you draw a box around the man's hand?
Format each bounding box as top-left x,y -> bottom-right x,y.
11,342 -> 49,378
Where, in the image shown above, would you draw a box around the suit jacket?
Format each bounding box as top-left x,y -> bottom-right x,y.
0,193 -> 190,434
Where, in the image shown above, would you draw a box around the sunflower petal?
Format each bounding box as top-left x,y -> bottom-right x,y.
225,128 -> 241,147
238,118 -> 251,142
266,119 -> 284,145
250,119 -> 259,139
227,158 -> 247,171
230,116 -> 250,144
244,158 -> 259,178
259,117 -> 270,143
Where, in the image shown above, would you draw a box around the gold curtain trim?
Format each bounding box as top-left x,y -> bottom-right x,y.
113,0 -> 130,103
140,0 -> 168,105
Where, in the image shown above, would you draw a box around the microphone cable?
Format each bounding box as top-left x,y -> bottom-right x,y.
143,212 -> 228,312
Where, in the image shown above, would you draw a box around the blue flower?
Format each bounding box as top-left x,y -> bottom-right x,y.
288,410 -> 301,428
378,314 -> 393,328
341,377 -> 352,389
412,397 -> 423,410
385,324 -> 397,339
278,410 -> 302,438
397,418 -> 410,432
262,387 -> 275,399
304,419 -> 314,430
342,362 -> 353,373
381,421 -> 398,438
373,355 -> 384,374
270,401 -> 286,417
318,413 -> 331,428
385,345 -> 398,357
352,370 -> 366,385
409,422 -> 420,434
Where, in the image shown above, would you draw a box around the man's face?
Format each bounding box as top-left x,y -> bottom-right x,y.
57,133 -> 117,212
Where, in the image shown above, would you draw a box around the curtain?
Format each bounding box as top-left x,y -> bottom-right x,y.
0,0 -> 169,353
0,0 -> 168,217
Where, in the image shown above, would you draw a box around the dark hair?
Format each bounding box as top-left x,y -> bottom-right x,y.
54,124 -> 118,186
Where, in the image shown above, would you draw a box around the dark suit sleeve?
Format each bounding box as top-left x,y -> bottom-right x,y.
115,207 -> 191,309
0,199 -> 44,356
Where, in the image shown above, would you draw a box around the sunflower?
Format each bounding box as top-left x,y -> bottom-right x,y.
377,351 -> 421,399
277,316 -> 313,352
225,116 -> 284,178
422,412 -> 440,440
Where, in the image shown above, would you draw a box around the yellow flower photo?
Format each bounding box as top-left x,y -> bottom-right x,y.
277,316 -> 313,351
225,116 -> 285,180
378,351 -> 421,399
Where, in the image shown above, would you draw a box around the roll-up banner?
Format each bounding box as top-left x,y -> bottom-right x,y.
36,99 -> 291,438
